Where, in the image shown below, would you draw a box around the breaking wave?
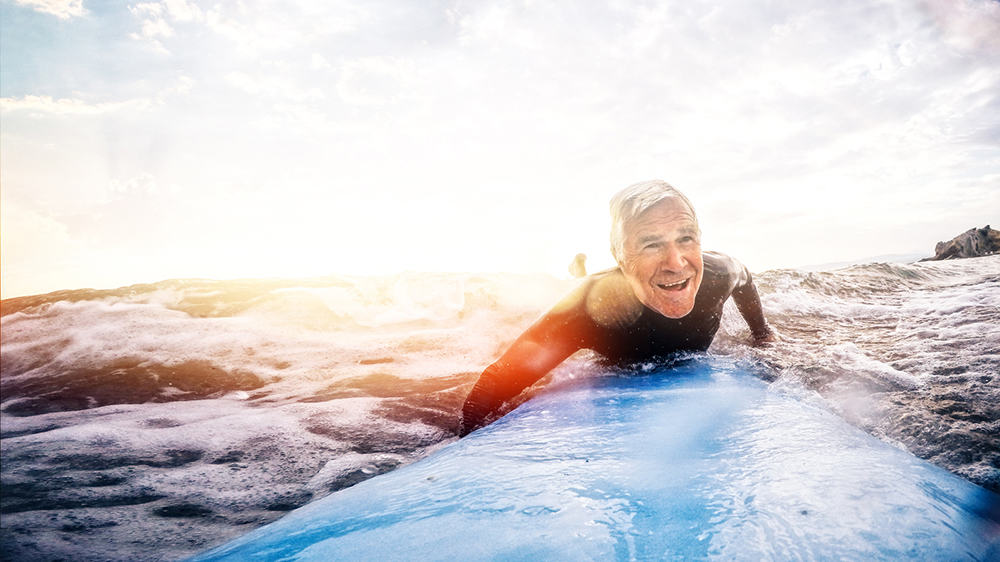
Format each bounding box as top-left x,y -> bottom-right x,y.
2,257 -> 998,560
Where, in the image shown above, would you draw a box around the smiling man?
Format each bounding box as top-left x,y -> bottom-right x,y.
459,180 -> 777,436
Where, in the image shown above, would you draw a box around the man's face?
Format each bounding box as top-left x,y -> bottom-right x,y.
620,197 -> 703,318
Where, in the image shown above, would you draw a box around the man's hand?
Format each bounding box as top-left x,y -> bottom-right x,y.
458,416 -> 476,437
752,328 -> 779,347
458,335 -> 580,438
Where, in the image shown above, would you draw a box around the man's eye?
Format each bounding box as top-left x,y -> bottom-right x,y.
644,243 -> 661,251
679,236 -> 695,244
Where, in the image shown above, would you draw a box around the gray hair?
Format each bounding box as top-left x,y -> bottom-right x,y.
609,180 -> 699,264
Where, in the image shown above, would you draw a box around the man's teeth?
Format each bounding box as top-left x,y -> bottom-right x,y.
657,279 -> 687,289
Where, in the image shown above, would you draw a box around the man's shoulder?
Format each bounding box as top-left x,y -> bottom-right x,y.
582,268 -> 644,329
547,268 -> 643,330
701,251 -> 749,291
703,250 -> 735,272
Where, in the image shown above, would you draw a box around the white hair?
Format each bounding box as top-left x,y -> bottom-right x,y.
609,180 -> 699,264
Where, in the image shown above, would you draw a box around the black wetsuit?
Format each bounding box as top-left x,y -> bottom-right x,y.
460,251 -> 771,435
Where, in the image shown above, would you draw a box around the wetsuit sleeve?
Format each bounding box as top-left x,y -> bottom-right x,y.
459,310 -> 583,436
730,265 -> 773,340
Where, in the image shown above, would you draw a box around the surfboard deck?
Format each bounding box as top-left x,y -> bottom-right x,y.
193,358 -> 999,561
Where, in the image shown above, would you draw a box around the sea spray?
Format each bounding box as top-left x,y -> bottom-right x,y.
2,257 -> 998,560
713,255 -> 999,492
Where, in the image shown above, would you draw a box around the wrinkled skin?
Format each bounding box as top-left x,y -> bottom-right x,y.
619,197 -> 704,319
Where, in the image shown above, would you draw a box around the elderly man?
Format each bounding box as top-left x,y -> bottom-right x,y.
459,180 -> 777,436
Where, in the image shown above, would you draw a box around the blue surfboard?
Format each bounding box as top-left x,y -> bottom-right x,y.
194,358 -> 999,561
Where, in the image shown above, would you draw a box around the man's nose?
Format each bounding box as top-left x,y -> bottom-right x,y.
660,244 -> 686,270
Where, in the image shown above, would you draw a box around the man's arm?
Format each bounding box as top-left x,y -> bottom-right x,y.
729,261 -> 777,345
460,311 -> 582,436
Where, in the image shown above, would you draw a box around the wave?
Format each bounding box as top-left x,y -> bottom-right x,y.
2,256 -> 998,560
714,255 -> 999,494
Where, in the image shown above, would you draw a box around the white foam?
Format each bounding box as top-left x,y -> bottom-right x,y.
2,264 -> 997,561
305,452 -> 406,494
826,343 -> 923,390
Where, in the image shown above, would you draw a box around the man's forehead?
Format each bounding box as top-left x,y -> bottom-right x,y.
628,197 -> 699,231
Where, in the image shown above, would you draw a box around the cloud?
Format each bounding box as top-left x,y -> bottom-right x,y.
109,172 -> 158,196
3,0 -> 999,295
168,75 -> 195,96
0,201 -> 87,297
128,2 -> 176,53
12,0 -> 85,19
0,95 -> 151,116
310,53 -> 332,70
162,0 -> 202,22
1,75 -> 193,117
224,70 -> 323,102
921,0 -> 1000,53
196,0 -> 369,55
336,56 -> 415,106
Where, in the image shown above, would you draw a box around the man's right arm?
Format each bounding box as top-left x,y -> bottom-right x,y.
728,260 -> 777,345
459,307 -> 584,436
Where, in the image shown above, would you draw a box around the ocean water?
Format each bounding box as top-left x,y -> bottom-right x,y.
1,256 -> 998,560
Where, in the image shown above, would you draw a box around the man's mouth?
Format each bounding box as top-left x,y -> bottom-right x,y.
655,278 -> 689,292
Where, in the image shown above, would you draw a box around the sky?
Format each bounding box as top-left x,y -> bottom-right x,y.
2,0 -> 999,298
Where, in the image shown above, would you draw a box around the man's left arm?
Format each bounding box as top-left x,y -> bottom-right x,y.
729,262 -> 777,345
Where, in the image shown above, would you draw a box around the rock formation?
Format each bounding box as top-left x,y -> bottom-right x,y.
920,225 -> 1000,261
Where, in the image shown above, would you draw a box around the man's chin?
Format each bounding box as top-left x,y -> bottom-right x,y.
642,282 -> 699,318
645,296 -> 695,319
653,304 -> 694,318
625,275 -> 699,318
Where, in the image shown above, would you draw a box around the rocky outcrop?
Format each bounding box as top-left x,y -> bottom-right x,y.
920,225 -> 1000,261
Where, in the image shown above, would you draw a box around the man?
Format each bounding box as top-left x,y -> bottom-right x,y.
460,180 -> 777,436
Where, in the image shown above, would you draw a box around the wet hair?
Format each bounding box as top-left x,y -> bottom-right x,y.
609,180 -> 699,264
